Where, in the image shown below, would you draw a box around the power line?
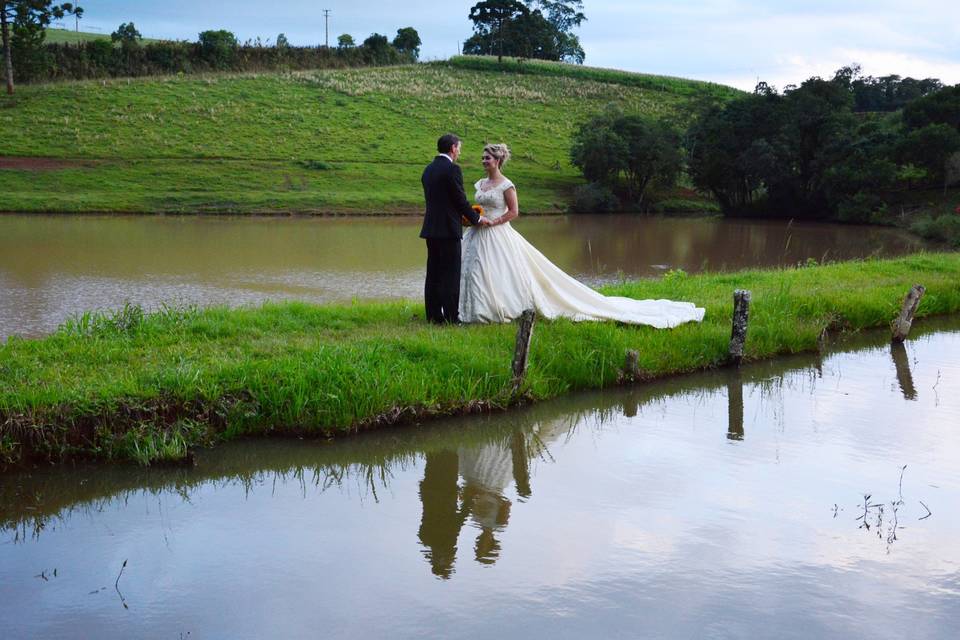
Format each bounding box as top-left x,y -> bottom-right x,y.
323,9 -> 331,48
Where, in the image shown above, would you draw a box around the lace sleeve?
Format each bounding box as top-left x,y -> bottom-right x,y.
501,179 -> 515,192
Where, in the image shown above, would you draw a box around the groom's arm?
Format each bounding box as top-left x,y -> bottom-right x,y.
449,164 -> 482,225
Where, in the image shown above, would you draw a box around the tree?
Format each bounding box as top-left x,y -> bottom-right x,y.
571,108 -> 682,210
392,26 -> 420,61
511,9 -> 559,62
525,0 -> 584,32
903,85 -> 960,132
686,91 -> 786,213
361,33 -> 396,65
276,33 -> 288,50
468,0 -> 529,63
524,0 -> 585,63
897,124 -> 960,185
337,33 -> 354,49
1,0 -> 82,94
111,22 -> 140,45
198,29 -> 237,69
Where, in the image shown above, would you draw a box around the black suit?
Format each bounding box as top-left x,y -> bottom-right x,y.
420,156 -> 482,323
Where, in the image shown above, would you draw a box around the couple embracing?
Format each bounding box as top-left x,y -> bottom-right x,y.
420,133 -> 705,328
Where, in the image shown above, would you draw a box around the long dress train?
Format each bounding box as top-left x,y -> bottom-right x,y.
459,177 -> 705,328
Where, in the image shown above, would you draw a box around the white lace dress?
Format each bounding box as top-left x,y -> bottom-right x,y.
459,177 -> 706,327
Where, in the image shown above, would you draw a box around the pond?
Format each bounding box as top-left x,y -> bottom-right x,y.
0,213 -> 928,340
2,317 -> 958,638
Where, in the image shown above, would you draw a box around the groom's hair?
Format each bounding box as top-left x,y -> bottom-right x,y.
437,133 -> 460,154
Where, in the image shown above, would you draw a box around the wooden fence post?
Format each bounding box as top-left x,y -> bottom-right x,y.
892,284 -> 925,343
729,289 -> 751,365
511,309 -> 536,394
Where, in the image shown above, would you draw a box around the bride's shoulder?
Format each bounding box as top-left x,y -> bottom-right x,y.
474,178 -> 485,189
500,177 -> 516,190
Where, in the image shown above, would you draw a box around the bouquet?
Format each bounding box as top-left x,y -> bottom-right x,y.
463,204 -> 485,226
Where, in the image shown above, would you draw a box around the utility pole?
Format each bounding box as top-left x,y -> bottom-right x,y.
323,9 -> 331,48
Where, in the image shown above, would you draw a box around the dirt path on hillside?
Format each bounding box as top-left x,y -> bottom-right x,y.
0,157 -> 94,170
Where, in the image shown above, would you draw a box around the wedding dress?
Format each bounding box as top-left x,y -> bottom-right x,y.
459,177 -> 706,327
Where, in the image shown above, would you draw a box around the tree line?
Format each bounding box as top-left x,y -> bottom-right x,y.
1,1 -> 422,91
570,67 -> 960,227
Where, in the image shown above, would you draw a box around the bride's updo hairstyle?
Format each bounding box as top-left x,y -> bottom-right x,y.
484,143 -> 511,168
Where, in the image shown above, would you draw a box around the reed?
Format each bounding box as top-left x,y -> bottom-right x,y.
2,253 -> 960,467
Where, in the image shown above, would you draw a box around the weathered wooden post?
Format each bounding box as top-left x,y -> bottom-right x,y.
621,349 -> 640,383
729,289 -> 751,365
892,284 -> 925,343
511,309 -> 536,394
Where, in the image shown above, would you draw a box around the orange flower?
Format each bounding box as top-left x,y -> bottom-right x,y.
463,204 -> 485,226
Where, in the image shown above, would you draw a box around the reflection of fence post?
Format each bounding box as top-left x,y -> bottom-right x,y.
892,284 -> 925,343
729,290 -> 751,366
890,342 -> 918,400
727,368 -> 744,441
511,309 -> 536,395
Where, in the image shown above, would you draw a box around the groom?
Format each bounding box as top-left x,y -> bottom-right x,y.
420,134 -> 489,324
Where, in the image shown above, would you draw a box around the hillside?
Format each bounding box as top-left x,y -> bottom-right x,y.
0,57 -> 742,214
44,27 -> 165,45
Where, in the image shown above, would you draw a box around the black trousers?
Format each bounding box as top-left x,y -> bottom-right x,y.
424,238 -> 462,324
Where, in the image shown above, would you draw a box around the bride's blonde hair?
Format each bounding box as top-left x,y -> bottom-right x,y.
484,143 -> 511,168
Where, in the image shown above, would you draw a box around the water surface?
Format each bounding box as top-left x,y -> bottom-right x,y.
0,213 -> 926,339
2,318 -> 959,639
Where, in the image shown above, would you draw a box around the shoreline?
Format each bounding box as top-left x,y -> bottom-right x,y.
2,252 -> 960,470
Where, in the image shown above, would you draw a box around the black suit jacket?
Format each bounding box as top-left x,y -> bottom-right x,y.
420,156 -> 481,239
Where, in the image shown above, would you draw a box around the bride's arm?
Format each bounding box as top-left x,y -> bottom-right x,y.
495,187 -> 519,225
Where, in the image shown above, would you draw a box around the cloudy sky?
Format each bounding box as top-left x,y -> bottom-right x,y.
61,1 -> 960,90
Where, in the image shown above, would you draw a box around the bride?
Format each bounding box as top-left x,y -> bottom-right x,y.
459,143 -> 705,328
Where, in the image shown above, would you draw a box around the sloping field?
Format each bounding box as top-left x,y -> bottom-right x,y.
0,58 -> 740,213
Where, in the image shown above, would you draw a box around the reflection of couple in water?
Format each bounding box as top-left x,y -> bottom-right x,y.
417,430 -> 533,579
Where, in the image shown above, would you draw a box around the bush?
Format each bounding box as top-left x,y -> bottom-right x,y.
570,183 -> 619,213
910,213 -> 960,246
836,192 -> 887,223
85,38 -> 114,69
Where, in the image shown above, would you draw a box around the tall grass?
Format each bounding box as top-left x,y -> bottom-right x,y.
2,253 -> 960,467
441,56 -> 742,100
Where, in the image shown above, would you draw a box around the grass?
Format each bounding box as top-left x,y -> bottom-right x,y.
2,253 -> 959,468
43,27 -> 165,45
442,55 -> 740,98
0,61 -> 738,214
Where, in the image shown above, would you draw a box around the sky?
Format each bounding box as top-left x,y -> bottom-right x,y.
55,1 -> 960,90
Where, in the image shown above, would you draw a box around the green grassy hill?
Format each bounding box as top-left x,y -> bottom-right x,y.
0,57 -> 741,214
44,27 -> 165,45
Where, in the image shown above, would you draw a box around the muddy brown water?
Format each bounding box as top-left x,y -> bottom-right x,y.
2,317 -> 959,638
0,213 -> 928,340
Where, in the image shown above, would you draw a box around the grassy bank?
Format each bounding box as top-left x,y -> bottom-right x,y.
0,59 -> 737,214
2,253 -> 959,468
